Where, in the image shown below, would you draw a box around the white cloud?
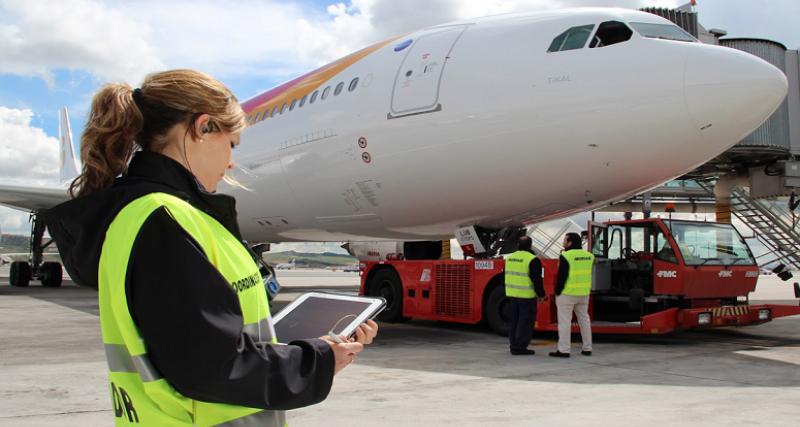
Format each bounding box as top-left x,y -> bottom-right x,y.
0,107 -> 59,183
340,0 -> 683,42
0,0 -> 683,87
0,0 -> 163,86
0,107 -> 59,235
0,207 -> 29,236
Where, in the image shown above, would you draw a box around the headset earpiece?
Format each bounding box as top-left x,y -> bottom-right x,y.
201,125 -> 210,134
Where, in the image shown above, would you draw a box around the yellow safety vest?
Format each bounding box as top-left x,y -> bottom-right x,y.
98,193 -> 286,426
504,251 -> 538,299
561,249 -> 595,296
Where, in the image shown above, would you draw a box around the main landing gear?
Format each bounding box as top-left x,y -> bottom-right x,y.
8,212 -> 62,288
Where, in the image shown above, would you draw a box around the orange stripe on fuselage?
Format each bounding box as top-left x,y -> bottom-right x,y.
242,35 -> 404,124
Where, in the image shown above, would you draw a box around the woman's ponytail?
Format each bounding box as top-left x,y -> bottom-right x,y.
69,69 -> 245,198
69,83 -> 143,198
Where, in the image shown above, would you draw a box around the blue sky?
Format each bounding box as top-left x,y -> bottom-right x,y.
1,0 -> 798,243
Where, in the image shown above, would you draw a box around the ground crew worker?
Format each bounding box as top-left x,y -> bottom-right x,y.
504,236 -> 545,355
550,232 -> 594,358
43,69 -> 377,426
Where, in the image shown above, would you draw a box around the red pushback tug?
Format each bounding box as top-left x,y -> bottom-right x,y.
358,218 -> 800,335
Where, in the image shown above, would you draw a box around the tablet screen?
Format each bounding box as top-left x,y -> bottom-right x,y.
274,295 -> 376,343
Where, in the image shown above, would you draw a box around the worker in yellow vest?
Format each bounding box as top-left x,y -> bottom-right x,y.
550,232 -> 594,358
44,70 -> 377,426
504,236 -> 546,355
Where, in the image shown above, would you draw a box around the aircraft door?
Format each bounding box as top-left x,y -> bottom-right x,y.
389,25 -> 468,118
589,222 -> 612,293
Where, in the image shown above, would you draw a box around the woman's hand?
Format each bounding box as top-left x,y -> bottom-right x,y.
353,319 -> 378,345
321,337 -> 363,375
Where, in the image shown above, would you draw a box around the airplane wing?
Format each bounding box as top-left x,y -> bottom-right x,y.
0,183 -> 69,212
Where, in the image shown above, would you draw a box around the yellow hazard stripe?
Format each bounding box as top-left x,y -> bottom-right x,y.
711,306 -> 750,317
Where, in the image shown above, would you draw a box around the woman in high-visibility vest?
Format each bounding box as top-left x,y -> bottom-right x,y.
45,69 -> 377,426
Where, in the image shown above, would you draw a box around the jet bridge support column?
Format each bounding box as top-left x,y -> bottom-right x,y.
713,174 -> 748,258
714,174 -> 748,224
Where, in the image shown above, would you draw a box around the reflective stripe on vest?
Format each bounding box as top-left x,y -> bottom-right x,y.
98,193 -> 285,427
504,251 -> 538,298
562,249 -> 595,296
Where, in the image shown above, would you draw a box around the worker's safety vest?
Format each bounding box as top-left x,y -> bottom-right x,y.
561,249 -> 595,297
98,193 -> 286,427
504,250 -> 538,299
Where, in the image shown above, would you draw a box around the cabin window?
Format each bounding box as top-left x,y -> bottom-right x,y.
271,106 -> 278,117
310,90 -> 319,104
322,86 -> 331,100
289,98 -> 297,111
630,22 -> 696,42
349,77 -> 359,92
299,94 -> 308,108
589,21 -> 633,48
280,102 -> 287,114
334,82 -> 344,96
548,24 -> 594,52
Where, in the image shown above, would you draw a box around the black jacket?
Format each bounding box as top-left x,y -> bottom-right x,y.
555,254 -> 570,296
528,251 -> 546,298
43,151 -> 334,410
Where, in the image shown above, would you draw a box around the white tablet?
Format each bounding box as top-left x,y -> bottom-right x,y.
272,292 -> 386,344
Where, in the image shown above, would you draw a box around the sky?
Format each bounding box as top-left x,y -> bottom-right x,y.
1,0 -> 798,251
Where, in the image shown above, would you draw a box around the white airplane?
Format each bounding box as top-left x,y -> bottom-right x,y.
275,258 -> 297,270
229,8 -> 787,248
0,8 -> 789,282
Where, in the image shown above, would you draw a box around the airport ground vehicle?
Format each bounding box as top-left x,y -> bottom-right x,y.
359,218 -> 800,335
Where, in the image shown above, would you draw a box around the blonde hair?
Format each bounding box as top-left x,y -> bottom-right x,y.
70,69 -> 245,198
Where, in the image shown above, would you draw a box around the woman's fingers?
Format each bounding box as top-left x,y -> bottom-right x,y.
352,321 -> 377,345
342,341 -> 364,355
355,324 -> 368,344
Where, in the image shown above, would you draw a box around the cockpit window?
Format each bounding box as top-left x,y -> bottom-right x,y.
548,24 -> 594,53
589,21 -> 633,48
630,22 -> 696,42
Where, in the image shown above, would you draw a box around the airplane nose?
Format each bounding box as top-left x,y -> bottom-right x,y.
684,45 -> 788,146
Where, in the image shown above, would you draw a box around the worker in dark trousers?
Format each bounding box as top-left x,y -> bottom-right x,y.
505,236 -> 546,355
550,232 -> 594,358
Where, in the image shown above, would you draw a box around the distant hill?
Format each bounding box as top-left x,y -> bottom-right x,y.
1,235 -> 357,269
262,250 -> 357,268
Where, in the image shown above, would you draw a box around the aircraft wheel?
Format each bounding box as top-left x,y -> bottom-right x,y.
485,285 -> 510,336
41,262 -> 63,288
9,261 -> 32,287
369,269 -> 407,322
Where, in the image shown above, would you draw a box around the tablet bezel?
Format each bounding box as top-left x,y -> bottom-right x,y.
271,292 -> 386,344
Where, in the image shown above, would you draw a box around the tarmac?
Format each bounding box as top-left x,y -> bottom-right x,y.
1,268 -> 799,426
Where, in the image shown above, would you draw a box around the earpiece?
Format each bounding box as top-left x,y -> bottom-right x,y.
201,125 -> 210,134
